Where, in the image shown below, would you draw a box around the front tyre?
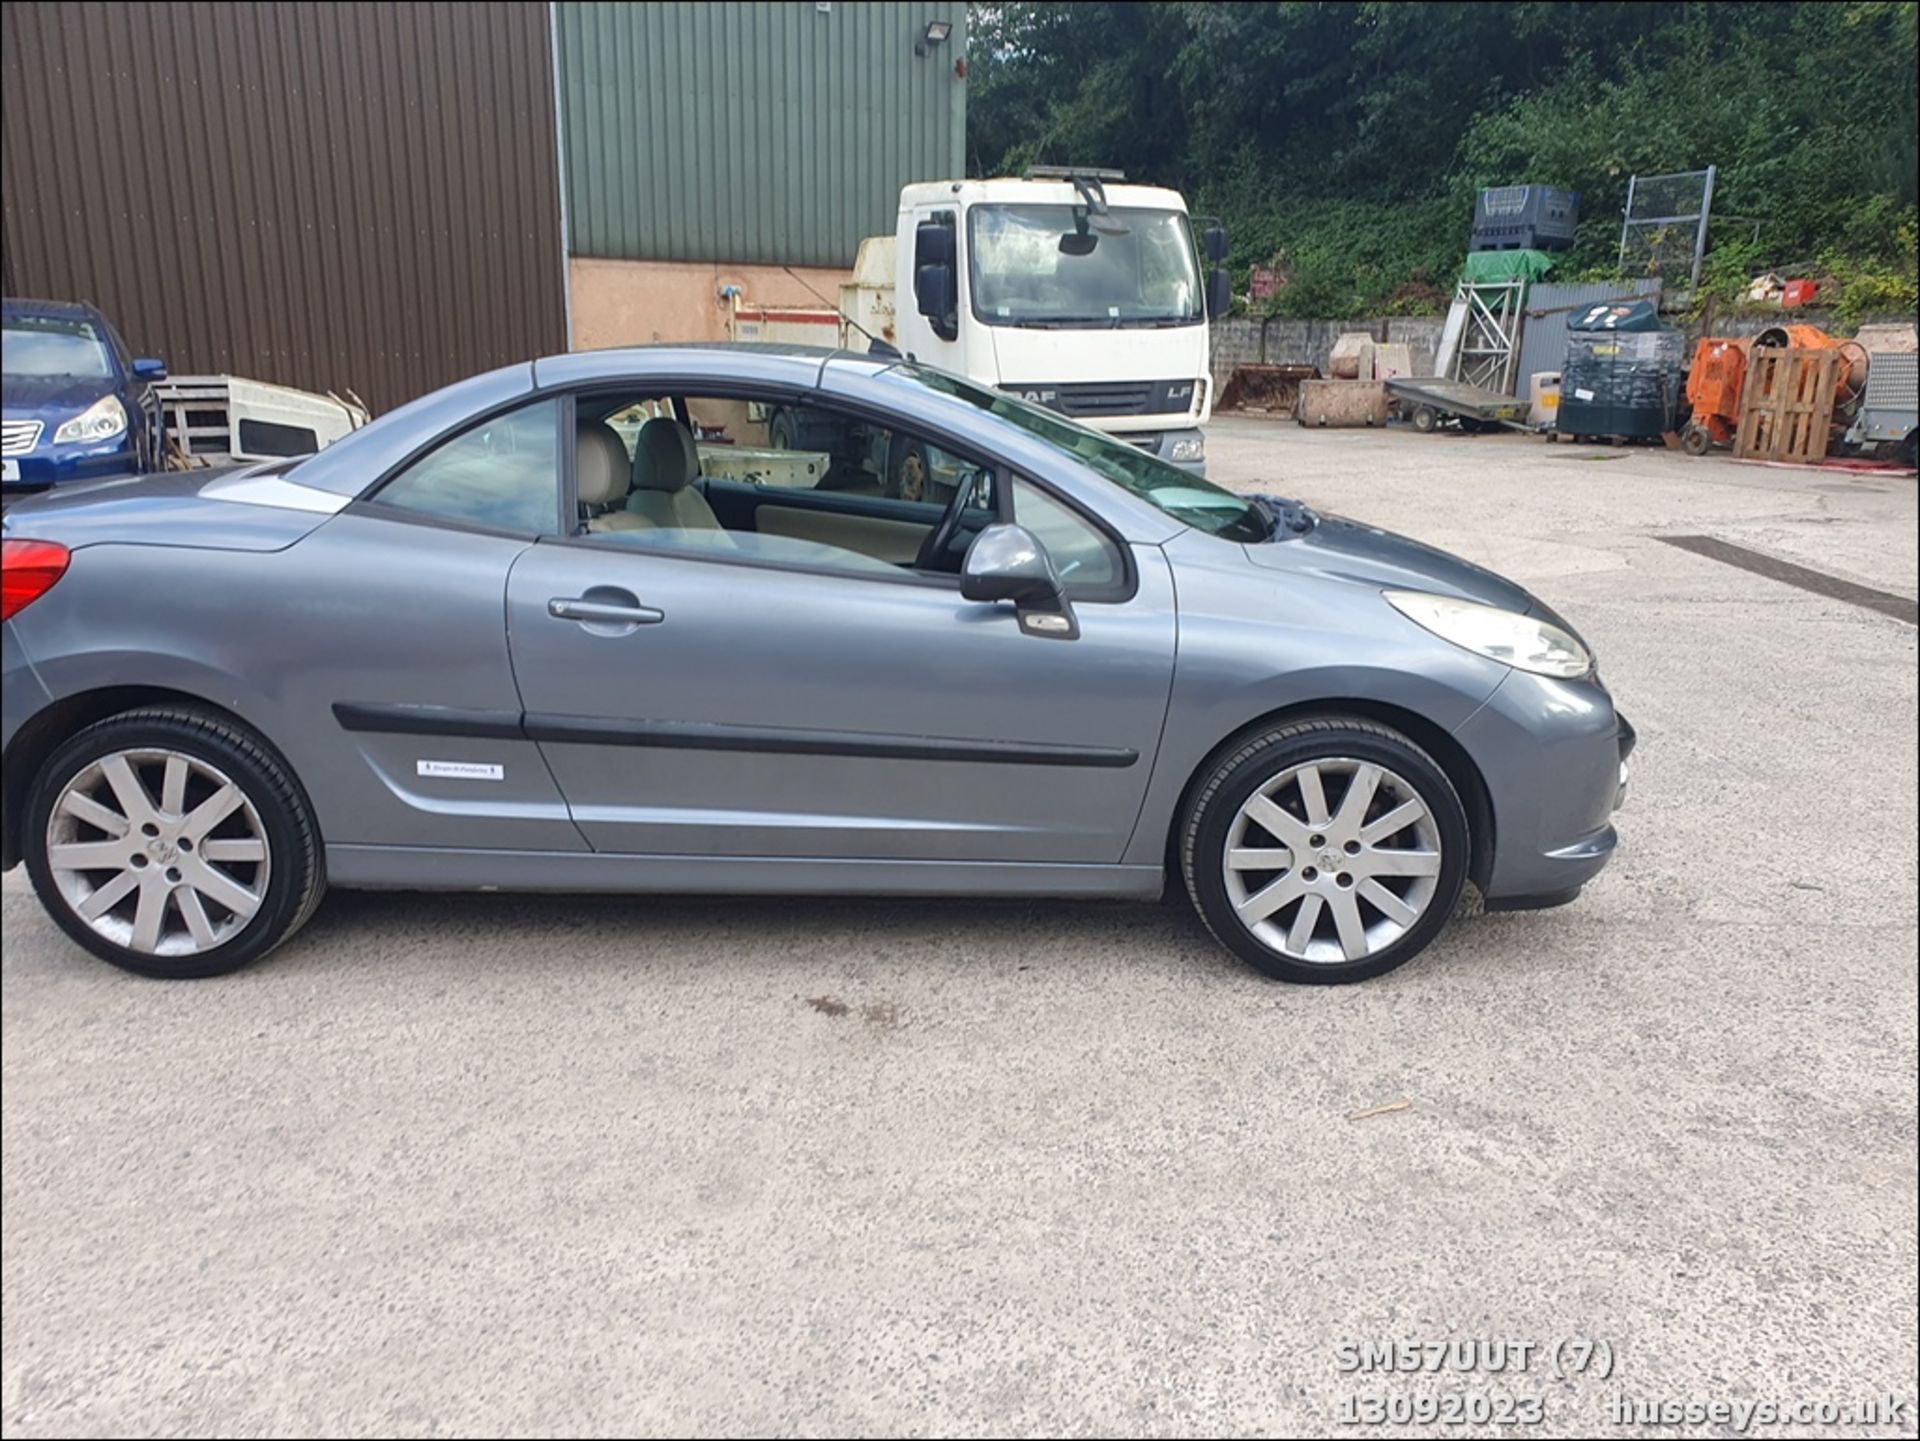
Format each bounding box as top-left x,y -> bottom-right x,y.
24,707 -> 325,979
1180,717 -> 1468,983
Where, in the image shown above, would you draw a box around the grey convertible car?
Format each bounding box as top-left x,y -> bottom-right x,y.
1,345 -> 1631,983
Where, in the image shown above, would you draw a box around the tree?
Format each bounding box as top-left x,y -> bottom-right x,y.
968,1 -> 1920,317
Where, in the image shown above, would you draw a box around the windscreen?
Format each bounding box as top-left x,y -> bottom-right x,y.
968,205 -> 1203,328
885,365 -> 1270,543
3,317 -> 114,379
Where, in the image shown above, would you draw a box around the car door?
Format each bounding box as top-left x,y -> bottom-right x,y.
504,412 -> 1176,864
292,395 -> 589,856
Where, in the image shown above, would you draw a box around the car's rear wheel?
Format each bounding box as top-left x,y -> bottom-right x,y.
24,707 -> 324,979
1180,717 -> 1468,983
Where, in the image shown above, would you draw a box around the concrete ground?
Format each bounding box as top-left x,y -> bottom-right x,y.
4,421 -> 1915,1438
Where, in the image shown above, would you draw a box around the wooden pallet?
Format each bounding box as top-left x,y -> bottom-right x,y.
1735,347 -> 1838,463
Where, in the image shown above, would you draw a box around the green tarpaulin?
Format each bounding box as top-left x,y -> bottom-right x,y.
1460,249 -> 1556,285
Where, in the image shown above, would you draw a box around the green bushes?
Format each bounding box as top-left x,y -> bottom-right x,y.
969,1 -> 1920,319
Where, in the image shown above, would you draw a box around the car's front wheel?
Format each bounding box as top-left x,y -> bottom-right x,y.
24,707 -> 325,979
1180,717 -> 1469,983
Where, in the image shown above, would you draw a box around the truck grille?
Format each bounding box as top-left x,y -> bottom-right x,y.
1048,380 -> 1155,417
2,419 -> 45,456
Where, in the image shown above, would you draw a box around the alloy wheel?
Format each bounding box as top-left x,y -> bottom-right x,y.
1221,757 -> 1443,964
44,747 -> 272,957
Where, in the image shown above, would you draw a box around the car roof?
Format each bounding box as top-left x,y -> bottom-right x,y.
533,343 -> 893,391
2,296 -> 107,323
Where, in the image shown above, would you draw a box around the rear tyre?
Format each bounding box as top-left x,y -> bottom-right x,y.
1411,405 -> 1440,434
1180,717 -> 1469,984
24,707 -> 325,979
1680,424 -> 1712,457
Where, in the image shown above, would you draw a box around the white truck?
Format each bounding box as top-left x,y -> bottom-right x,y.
729,167 -> 1230,486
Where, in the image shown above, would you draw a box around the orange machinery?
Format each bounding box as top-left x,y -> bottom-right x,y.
1683,337 -> 1750,453
1681,325 -> 1867,456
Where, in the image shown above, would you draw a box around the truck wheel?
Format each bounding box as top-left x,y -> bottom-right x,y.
768,408 -> 797,452
1680,424 -> 1712,457
1411,405 -> 1440,434
887,436 -> 931,502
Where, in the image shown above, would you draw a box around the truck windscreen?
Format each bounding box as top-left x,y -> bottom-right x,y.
968,205 -> 1203,329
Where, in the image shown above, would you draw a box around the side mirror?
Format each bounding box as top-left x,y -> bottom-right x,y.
1203,225 -> 1230,263
915,219 -> 955,269
961,523 -> 1078,639
915,263 -> 958,342
914,219 -> 959,339
1206,268 -> 1232,321
914,262 -> 955,322
131,357 -> 167,381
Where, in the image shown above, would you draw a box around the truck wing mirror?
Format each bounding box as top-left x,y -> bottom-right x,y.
1206,268 -> 1232,321
915,263 -> 956,328
1203,225 -> 1230,263
915,219 -> 955,269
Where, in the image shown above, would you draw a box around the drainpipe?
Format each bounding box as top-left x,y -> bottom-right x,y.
549,2 -> 574,350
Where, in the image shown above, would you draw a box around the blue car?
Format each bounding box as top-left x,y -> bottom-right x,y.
2,298 -> 167,488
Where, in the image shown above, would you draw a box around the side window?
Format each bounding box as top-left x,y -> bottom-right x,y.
375,398 -> 560,535
1011,477 -> 1124,593
573,389 -> 1000,581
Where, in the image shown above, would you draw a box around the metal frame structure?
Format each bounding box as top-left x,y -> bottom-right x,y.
1447,276 -> 1528,394
1618,165 -> 1717,289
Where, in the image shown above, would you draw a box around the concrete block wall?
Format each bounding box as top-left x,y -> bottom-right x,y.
1210,307 -> 1912,402
1210,316 -> 1446,392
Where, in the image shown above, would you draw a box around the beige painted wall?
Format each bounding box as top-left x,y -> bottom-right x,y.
568,257 -> 854,350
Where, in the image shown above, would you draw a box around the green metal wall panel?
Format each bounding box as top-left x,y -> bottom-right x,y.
557,1 -> 965,267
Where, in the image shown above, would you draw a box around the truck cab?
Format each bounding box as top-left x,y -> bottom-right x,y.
891,169 -> 1229,474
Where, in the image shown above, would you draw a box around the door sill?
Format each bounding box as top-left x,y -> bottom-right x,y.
325,844 -> 1166,899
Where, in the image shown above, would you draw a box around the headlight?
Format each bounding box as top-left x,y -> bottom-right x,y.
54,395 -> 128,445
1383,589 -> 1591,678
1170,434 -> 1205,463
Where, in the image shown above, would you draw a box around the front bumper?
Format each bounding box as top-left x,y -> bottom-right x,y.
1,434 -> 140,488
1455,670 -> 1633,908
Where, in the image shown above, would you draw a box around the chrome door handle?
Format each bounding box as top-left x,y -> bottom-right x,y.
548,597 -> 665,625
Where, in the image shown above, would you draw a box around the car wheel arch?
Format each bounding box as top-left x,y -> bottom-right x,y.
1161,697 -> 1496,893
3,684 -> 311,872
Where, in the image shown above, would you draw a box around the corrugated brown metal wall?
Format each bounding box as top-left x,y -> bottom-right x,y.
0,1 -> 566,414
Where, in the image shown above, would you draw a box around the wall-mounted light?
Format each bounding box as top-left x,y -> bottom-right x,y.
915,19 -> 951,56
